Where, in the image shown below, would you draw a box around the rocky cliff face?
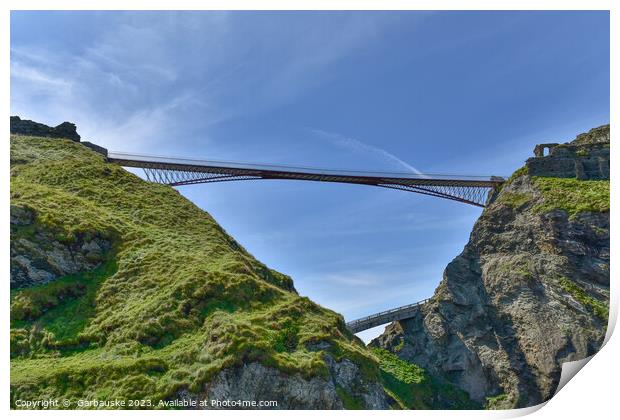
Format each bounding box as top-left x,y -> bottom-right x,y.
183,355 -> 388,409
371,125 -> 610,409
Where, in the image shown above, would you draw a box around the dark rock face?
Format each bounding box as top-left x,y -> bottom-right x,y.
10,116 -> 109,156
372,129 -> 610,409
10,116 -> 81,142
181,355 -> 389,409
10,205 -> 111,289
527,125 -> 610,180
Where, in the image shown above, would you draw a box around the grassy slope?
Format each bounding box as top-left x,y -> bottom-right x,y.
10,135 -> 381,405
496,166 -> 609,217
531,177 -> 610,217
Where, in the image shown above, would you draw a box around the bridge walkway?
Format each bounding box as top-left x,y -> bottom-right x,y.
346,298 -> 430,333
107,152 -> 504,207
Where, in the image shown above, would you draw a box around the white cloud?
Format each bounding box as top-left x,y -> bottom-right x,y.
324,272 -> 384,287
10,61 -> 71,90
11,12 -> 401,153
310,128 -> 425,175
79,93 -> 208,152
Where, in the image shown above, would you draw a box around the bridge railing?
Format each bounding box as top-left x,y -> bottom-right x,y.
107,152 -> 502,182
346,298 -> 431,333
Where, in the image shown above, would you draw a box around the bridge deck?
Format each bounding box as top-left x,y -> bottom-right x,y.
346,298 -> 430,333
108,152 -> 504,207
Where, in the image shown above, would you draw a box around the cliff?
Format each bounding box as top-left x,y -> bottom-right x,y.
371,125 -> 610,409
9,133 -> 390,409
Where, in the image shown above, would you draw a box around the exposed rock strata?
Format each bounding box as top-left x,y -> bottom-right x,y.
182,355 -> 389,409
372,127 -> 610,409
10,205 -> 111,289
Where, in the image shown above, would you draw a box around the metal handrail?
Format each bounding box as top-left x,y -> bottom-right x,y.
347,298 -> 430,326
108,152 -> 505,182
108,152 -> 503,207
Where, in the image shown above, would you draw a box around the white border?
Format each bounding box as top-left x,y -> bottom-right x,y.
2,1 -> 616,419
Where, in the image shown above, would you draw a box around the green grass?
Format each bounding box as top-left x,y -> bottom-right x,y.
493,259 -> 533,281
336,386 -> 364,409
10,135 -> 381,407
270,319 -> 301,353
576,148 -> 589,157
372,348 -> 478,410
497,167 -> 609,219
374,348 -> 426,384
532,177 -> 609,218
496,166 -> 528,192
485,393 -> 509,410
393,337 -> 405,352
11,256 -> 117,351
497,192 -> 532,209
558,277 -> 609,321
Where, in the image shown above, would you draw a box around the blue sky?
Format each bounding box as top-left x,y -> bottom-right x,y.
11,11 -> 609,342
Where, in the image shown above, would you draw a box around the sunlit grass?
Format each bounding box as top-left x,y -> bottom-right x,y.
10,135 -> 379,406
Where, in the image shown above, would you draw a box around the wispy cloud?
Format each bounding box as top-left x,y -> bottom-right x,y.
245,211 -> 477,246
323,272 -> 384,287
11,49 -> 202,151
310,129 -> 424,175
11,60 -> 72,90
11,12 -> 397,153
304,267 -> 438,316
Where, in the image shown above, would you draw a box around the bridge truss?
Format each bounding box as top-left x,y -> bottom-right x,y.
108,152 -> 504,207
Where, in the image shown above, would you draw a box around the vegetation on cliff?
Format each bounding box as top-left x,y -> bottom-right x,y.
372,348 -> 478,409
372,126 -> 610,409
531,177 -> 609,217
497,167 -> 610,217
10,135 -> 383,406
497,164 -> 610,323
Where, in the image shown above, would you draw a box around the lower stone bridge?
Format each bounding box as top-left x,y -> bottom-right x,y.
346,298 -> 430,333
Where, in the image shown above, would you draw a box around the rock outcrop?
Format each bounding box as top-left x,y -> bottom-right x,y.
10,205 -> 111,289
182,355 -> 388,409
371,125 -> 610,409
10,116 -> 109,156
10,116 -> 81,142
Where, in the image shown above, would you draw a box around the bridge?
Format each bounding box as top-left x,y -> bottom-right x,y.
107,152 -> 504,207
346,298 -> 430,333
106,152 -> 504,332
